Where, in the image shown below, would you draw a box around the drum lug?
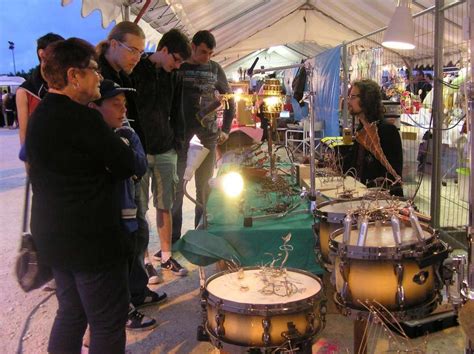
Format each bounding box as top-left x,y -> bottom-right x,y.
306,311 -> 315,333
339,260 -> 351,303
281,321 -> 302,342
215,301 -> 225,337
262,317 -> 271,346
394,263 -> 405,308
198,294 -> 209,342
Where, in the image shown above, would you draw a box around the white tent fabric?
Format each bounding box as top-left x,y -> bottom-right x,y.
0,76 -> 26,87
60,0 -> 454,72
61,0 -> 163,45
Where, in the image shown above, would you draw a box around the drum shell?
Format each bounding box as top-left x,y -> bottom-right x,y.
333,258 -> 435,310
330,221 -> 446,312
203,267 -> 324,348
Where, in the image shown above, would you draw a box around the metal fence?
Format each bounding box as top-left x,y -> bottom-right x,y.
341,0 -> 471,231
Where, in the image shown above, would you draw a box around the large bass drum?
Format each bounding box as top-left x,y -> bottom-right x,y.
329,220 -> 449,320
202,267 -> 326,351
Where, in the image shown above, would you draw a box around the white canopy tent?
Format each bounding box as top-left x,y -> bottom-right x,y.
0,76 -> 26,87
60,0 -> 446,74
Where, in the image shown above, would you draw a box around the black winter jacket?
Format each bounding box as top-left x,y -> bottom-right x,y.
131,57 -> 185,154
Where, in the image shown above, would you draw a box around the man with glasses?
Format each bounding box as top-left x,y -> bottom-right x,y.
171,30 -> 235,246
97,21 -> 167,331
346,79 -> 403,196
131,29 -> 192,277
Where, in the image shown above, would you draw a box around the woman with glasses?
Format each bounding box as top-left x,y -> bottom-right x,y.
25,37 -> 135,353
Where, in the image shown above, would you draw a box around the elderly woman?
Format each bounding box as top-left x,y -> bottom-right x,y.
26,38 -> 135,353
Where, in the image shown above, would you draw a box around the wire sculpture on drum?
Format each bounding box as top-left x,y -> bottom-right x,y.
257,233 -> 306,297
201,231 -> 326,352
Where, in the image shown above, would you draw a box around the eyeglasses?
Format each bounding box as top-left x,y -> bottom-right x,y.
79,65 -> 101,76
171,53 -> 184,65
118,41 -> 145,58
348,94 -> 360,100
86,66 -> 101,76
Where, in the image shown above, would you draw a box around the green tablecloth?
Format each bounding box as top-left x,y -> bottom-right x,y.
176,165 -> 323,275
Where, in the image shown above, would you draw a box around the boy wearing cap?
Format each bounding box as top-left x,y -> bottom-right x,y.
89,79 -> 166,331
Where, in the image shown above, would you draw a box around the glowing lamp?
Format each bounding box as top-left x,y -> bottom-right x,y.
382,0 -> 416,50
209,171 -> 244,198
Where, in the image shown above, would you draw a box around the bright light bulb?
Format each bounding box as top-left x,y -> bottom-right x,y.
221,172 -> 244,197
264,96 -> 280,106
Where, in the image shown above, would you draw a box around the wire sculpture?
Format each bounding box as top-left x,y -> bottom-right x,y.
356,300 -> 428,354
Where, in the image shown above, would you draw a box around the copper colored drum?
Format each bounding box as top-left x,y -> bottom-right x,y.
203,267 -> 325,350
329,220 -> 449,319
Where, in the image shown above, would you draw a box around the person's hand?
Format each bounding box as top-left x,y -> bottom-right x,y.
115,126 -> 134,140
217,131 -> 229,145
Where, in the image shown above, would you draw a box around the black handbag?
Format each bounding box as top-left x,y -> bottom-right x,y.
15,178 -> 53,292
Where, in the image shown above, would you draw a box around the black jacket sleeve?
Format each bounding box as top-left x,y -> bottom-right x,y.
213,61 -> 235,133
77,108 -> 135,179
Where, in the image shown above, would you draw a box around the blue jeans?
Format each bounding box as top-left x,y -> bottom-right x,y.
48,263 -> 129,354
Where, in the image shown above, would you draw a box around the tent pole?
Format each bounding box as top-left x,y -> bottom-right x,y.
467,0 -> 474,300
123,4 -> 130,21
430,0 -> 444,229
342,43 -> 349,129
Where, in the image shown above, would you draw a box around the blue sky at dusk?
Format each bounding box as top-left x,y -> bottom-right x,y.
0,0 -> 114,74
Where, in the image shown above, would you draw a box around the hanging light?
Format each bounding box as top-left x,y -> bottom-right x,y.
382,0 -> 416,50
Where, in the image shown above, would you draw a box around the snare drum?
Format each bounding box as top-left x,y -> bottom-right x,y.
330,220 -> 449,319
313,198 -> 391,268
203,267 -> 325,350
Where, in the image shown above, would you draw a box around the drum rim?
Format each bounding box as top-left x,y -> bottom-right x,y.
204,266 -> 324,315
329,221 -> 437,260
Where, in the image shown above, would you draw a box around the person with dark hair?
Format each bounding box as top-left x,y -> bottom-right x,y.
16,32 -> 64,144
407,69 -> 432,101
26,37 -> 134,353
170,30 -> 235,245
131,28 -> 191,276
346,79 -> 403,196
97,21 -> 169,328
89,79 -> 161,331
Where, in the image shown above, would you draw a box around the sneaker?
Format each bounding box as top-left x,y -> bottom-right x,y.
126,308 -> 158,331
161,257 -> 188,276
145,263 -> 161,285
135,289 -> 167,309
153,250 -> 162,261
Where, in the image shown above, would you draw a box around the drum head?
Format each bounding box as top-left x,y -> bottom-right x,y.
333,223 -> 432,248
206,268 -> 321,305
318,199 -> 391,222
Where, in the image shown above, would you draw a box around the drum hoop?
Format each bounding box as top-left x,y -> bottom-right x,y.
204,267 -> 324,315
333,292 -> 440,321
329,222 -> 437,260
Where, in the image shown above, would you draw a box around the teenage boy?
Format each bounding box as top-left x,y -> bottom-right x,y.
89,80 -> 165,331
